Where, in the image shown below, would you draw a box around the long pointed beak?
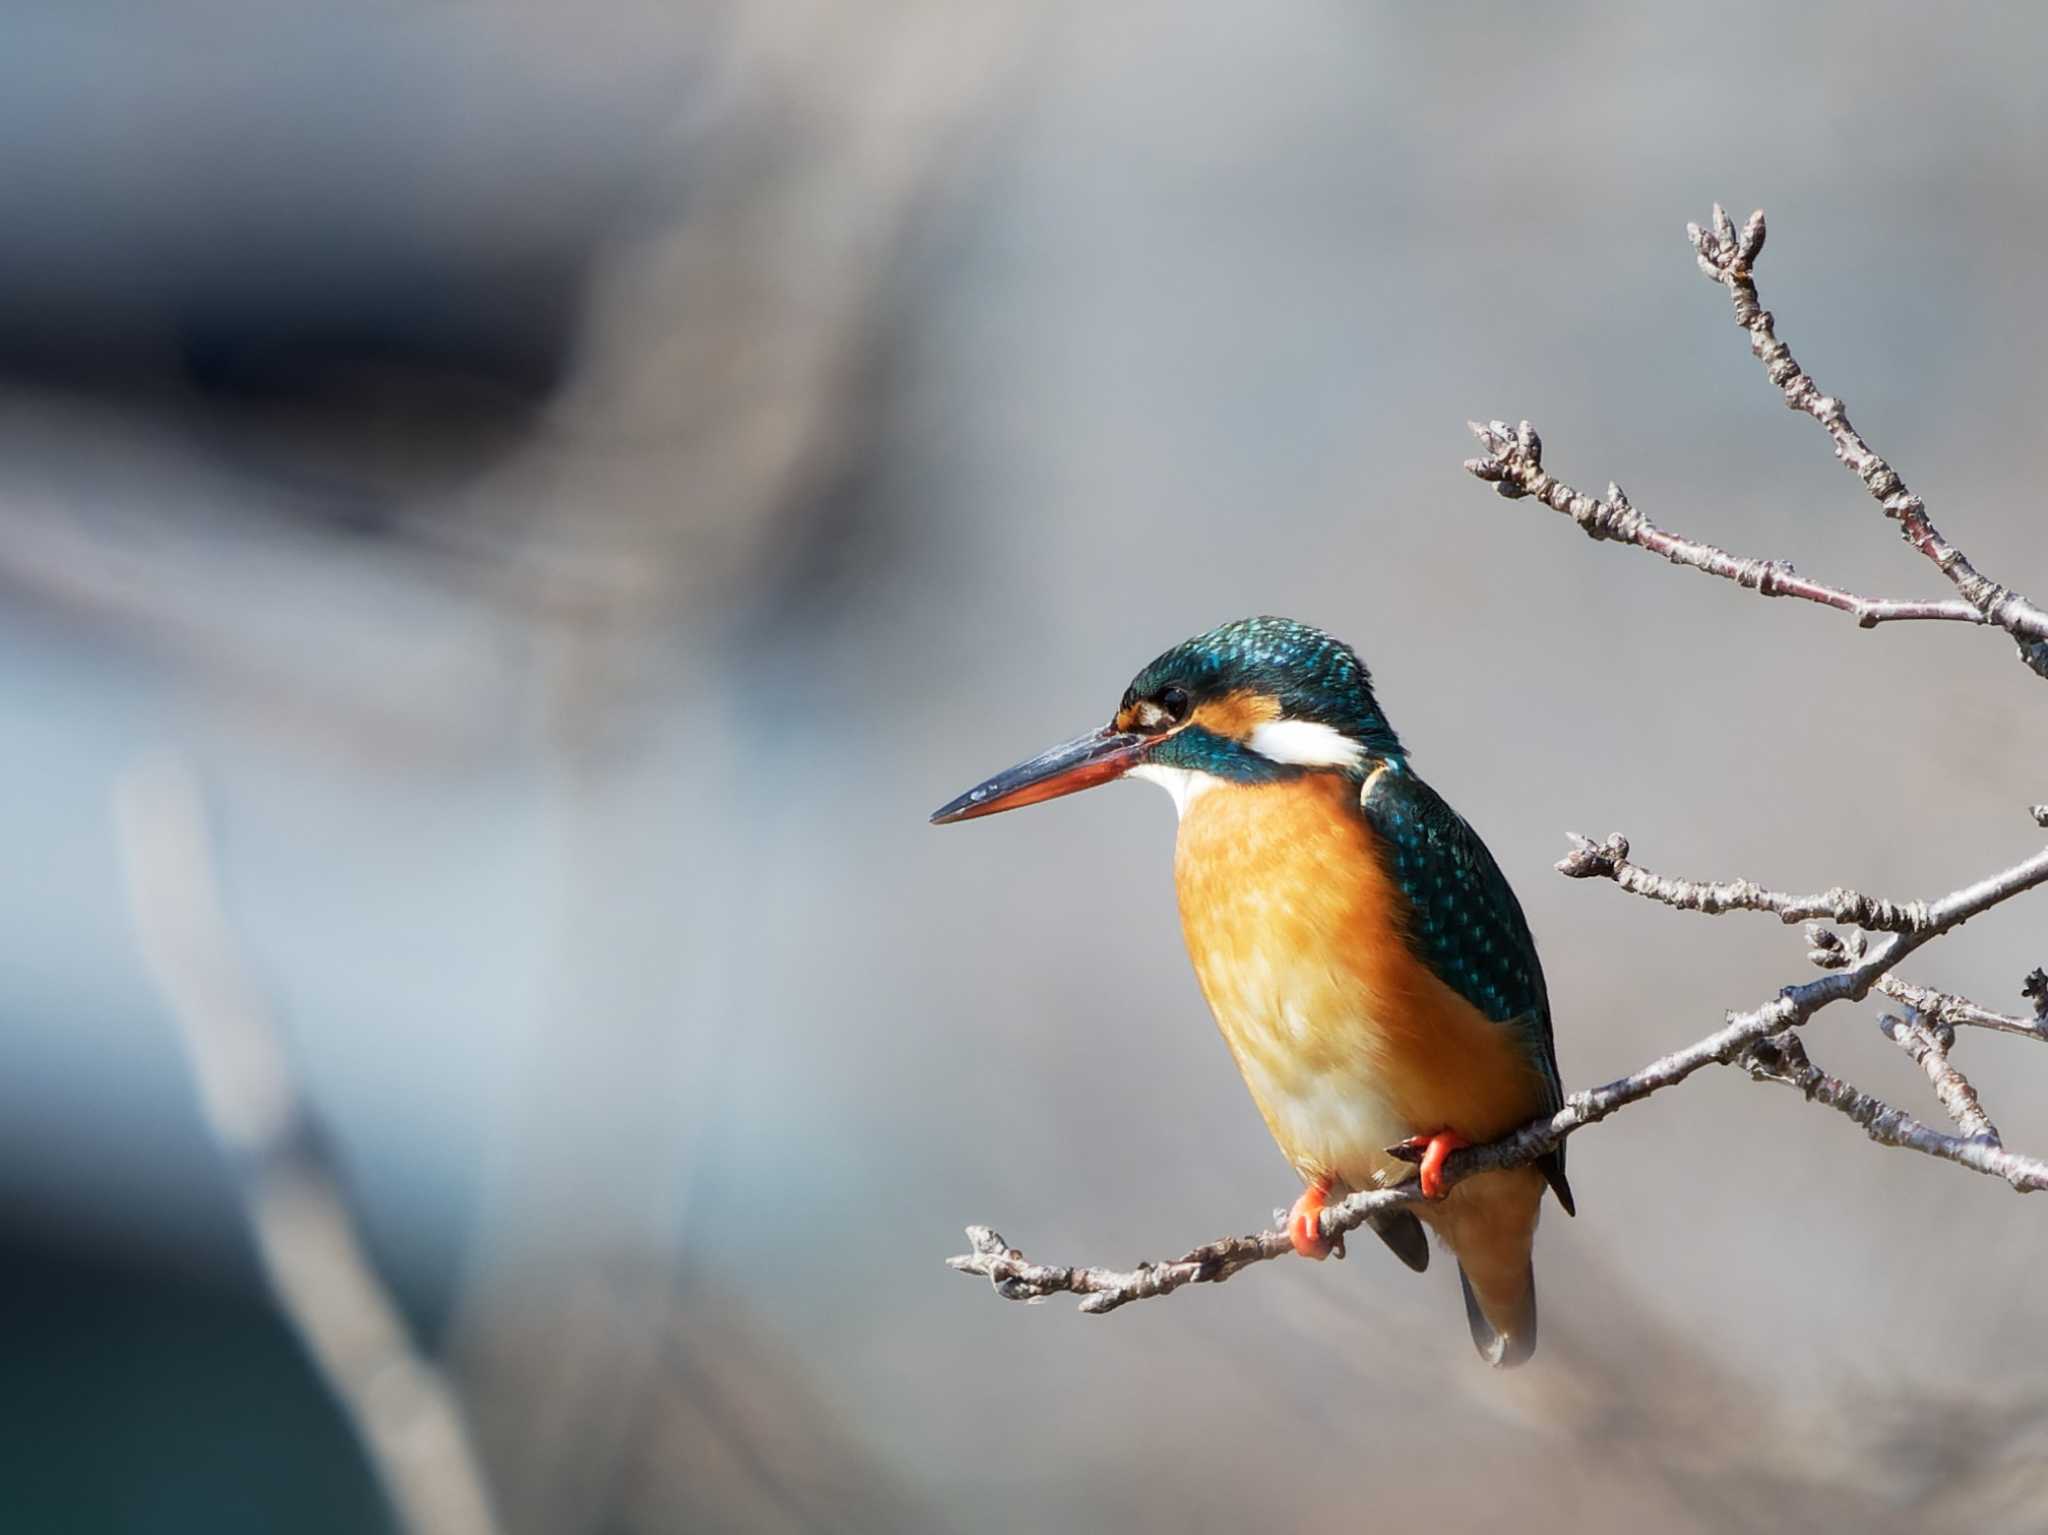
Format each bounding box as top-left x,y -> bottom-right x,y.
929,725 -> 1149,825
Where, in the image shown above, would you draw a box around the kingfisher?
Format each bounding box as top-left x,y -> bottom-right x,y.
931,616 -> 1573,1367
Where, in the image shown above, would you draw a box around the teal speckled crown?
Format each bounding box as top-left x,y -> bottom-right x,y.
1121,616 -> 1405,782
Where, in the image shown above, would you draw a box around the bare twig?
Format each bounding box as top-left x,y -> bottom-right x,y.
948,1211 -> 1397,1316
1464,419 -> 1984,630
1577,842 -> 2048,1048
1874,976 -> 2048,1045
1686,205 -> 2048,678
1879,1013 -> 2000,1143
1558,833 -> 1935,931
1743,1031 -> 2047,1191
1570,830 -> 2044,1143
116,757 -> 501,1535
1467,207 -> 2048,679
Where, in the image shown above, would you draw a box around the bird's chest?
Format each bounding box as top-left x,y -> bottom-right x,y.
1172,777 -> 1427,1183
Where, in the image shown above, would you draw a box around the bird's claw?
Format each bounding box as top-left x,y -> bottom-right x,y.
1287,1182 -> 1333,1260
1391,1130 -> 1472,1200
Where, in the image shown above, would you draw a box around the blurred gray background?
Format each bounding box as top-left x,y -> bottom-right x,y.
5,3 -> 2047,1531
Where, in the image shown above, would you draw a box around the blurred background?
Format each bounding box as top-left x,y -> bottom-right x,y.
5,3 -> 2048,1531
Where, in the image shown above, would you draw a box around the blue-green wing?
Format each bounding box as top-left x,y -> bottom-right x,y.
1359,761 -> 1573,1211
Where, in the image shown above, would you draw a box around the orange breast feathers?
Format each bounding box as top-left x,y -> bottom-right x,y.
1172,773 -> 1551,1194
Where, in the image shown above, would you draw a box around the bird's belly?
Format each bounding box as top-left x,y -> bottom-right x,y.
1212,998 -> 1409,1187
1195,953 -> 1414,1190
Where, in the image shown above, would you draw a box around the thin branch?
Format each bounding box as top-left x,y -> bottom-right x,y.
948,1205 -> 1407,1316
1558,832 -> 1936,931
116,756 -> 502,1535
1686,205 -> 2048,678
951,838 -> 2048,1312
1743,1031 -> 2047,1191
1874,976 -> 2048,1045
1580,832 -> 2048,1049
1466,208 -> 2048,680
1570,832 -> 2048,1047
1464,418 -> 1985,630
1879,1013 -> 2000,1143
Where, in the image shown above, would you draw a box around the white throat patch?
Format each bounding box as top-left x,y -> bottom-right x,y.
1128,762 -> 1223,819
1246,718 -> 1364,770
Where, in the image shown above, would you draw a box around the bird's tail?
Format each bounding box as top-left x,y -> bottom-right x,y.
1457,1259 -> 1537,1369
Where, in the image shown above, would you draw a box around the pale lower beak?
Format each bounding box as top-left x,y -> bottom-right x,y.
929,726 -> 1149,825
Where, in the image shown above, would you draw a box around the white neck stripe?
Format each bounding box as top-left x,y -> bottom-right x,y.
1246,718 -> 1364,770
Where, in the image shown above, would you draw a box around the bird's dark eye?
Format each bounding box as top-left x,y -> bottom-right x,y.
1158,685 -> 1191,723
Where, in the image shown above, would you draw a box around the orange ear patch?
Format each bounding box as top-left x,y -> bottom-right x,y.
1188,689 -> 1280,742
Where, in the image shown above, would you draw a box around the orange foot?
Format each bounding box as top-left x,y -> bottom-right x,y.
1287,1179 -> 1333,1260
1399,1130 -> 1472,1200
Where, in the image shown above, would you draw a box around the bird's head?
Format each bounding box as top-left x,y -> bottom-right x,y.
930,615 -> 1404,824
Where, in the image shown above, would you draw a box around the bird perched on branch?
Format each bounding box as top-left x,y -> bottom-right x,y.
932,616 -> 1572,1367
